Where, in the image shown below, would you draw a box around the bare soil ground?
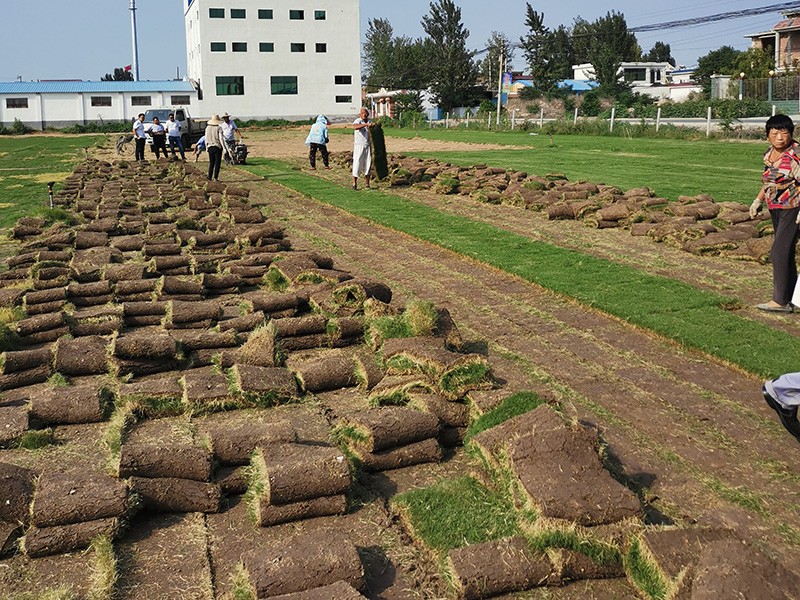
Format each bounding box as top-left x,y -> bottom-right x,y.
3,132 -> 798,599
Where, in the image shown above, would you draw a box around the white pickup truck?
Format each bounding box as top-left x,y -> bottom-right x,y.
143,107 -> 205,147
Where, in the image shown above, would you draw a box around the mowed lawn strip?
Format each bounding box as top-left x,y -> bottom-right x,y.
362,129 -> 762,203
245,159 -> 799,378
0,135 -> 104,229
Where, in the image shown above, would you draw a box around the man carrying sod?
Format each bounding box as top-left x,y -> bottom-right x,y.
352,107 -> 373,190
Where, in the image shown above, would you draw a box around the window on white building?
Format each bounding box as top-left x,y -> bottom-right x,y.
91,97 -> 112,107
335,96 -> 352,103
216,76 -> 245,96
260,42 -> 275,52
209,8 -> 224,18
258,9 -> 273,19
171,95 -> 191,105
131,96 -> 151,106
6,98 -> 28,109
231,8 -> 246,18
289,10 -> 304,20
314,10 -> 326,20
271,76 -> 298,95
316,43 -> 327,53
291,43 -> 305,52
232,42 -> 248,52
211,42 -> 226,52
335,75 -> 352,85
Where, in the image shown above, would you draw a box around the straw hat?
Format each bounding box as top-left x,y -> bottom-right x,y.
207,114 -> 222,125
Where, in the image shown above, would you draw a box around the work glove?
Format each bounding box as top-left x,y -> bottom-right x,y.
749,198 -> 762,219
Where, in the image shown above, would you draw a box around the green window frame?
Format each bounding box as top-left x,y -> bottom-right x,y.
210,42 -> 226,52
209,8 -> 224,18
271,76 -> 298,95
216,76 -> 245,96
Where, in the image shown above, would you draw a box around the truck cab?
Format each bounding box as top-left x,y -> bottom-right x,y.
143,107 -> 204,147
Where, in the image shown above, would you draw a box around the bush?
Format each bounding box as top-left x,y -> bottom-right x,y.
580,90 -> 602,117
11,118 -> 31,135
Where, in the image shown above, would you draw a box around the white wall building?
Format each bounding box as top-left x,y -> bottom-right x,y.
184,0 -> 361,121
0,81 -> 197,130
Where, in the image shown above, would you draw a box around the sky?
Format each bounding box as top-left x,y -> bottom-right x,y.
0,0 -> 784,82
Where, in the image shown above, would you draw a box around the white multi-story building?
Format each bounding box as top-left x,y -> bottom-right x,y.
184,0 -> 361,121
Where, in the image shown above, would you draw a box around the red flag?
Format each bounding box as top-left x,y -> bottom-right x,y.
124,65 -> 132,72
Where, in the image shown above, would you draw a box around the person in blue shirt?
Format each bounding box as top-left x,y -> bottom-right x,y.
305,114 -> 330,170
194,135 -> 206,162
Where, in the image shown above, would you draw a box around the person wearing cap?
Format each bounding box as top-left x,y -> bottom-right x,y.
220,112 -> 242,156
165,113 -> 186,161
305,114 -> 331,170
204,114 -> 226,181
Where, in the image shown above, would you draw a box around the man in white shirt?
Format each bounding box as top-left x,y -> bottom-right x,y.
132,113 -> 146,162
220,112 -> 242,156
165,113 -> 186,161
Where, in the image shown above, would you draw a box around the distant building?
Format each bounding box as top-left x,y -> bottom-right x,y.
746,11 -> 800,71
570,62 -> 701,101
184,0 -> 361,120
0,80 -> 197,130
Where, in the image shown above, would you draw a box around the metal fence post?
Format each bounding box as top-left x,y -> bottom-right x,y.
610,107 -> 615,132
656,106 -> 661,132
706,106 -> 712,137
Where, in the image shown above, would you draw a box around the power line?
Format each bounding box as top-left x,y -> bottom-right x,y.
629,2 -> 800,32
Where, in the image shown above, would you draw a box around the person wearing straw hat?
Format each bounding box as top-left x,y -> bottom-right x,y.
204,114 -> 226,181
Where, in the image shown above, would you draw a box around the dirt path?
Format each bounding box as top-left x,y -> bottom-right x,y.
218,155 -> 800,564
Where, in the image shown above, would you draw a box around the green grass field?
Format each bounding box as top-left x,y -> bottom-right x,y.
338,128 -> 765,203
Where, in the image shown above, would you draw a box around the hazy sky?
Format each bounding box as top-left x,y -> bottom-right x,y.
0,0 -> 779,81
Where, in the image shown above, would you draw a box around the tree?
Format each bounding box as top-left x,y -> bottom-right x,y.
694,45 -> 743,96
101,67 -> 133,82
519,4 -> 547,84
478,31 -> 515,89
363,18 -> 395,88
421,0 -> 478,112
585,11 -> 640,92
734,47 -> 774,78
644,42 -> 675,66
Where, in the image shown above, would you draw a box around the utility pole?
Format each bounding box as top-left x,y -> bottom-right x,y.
130,0 -> 140,81
495,49 -> 504,126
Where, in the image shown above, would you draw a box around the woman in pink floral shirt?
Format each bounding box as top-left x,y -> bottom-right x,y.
749,114 -> 800,313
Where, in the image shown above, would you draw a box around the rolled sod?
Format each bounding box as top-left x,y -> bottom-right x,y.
24,300 -> 67,315
367,374 -> 434,406
122,300 -> 168,316
109,234 -> 145,252
218,311 -> 266,333
267,580 -> 366,599
357,437 -> 442,472
438,426 -> 468,448
0,520 -> 20,557
165,300 -> 222,325
238,222 -> 285,245
1,346 -> 53,375
115,279 -> 158,296
508,406 -> 642,526
202,273 -> 243,291
15,312 -> 65,337
31,471 -> 128,527
279,333 -> 332,352
102,263 -> 146,282
408,392 -> 470,428
115,357 -> 182,377
170,329 -> 239,352
119,418 -> 213,481
24,287 -> 67,306
70,293 -> 114,308
151,255 -> 192,272
243,529 -> 364,597
54,336 -> 109,376
244,290 -> 303,314
236,328 -> 277,368
0,400 -> 30,444
29,381 -> 111,425
553,548 -> 624,582
74,231 -> 109,249
352,348 -> 386,391
447,536 -> 553,600
229,364 -> 299,407
118,373 -> 184,417
129,476 -> 221,513
344,406 -> 440,453
22,517 -> 119,558
67,280 -> 112,298
161,276 -> 204,296
435,307 -> 464,351
257,494 -> 347,527
199,416 -> 296,465
250,443 -> 351,506
0,462 -> 34,523
216,465 -> 249,495
113,331 -> 178,360
182,366 -> 238,413
271,315 -> 327,338
291,354 -> 357,393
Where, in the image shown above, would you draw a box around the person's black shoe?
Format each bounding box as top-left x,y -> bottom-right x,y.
762,383 -> 800,441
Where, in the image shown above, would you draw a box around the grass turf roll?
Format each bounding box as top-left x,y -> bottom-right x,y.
31,471 -> 128,527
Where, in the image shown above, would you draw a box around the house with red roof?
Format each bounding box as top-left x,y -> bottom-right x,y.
747,11 -> 800,70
